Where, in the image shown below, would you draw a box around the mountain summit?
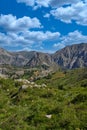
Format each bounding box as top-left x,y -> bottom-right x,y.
53,43 -> 87,69
0,43 -> 87,69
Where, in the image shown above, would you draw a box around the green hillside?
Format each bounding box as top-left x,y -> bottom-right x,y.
0,68 -> 87,130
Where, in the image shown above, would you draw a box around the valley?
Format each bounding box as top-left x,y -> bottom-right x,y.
0,67 -> 87,130
0,43 -> 87,130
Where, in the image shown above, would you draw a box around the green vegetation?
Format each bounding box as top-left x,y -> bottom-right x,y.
0,68 -> 87,130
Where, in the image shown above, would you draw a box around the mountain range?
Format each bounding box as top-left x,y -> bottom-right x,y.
0,43 -> 87,70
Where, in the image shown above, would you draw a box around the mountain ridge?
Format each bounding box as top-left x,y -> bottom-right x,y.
53,43 -> 87,69
0,43 -> 87,69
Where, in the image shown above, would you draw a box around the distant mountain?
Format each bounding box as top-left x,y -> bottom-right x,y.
53,43 -> 87,69
25,52 -> 57,69
0,48 -> 28,66
0,48 -> 57,71
0,48 -> 14,65
0,43 -> 87,69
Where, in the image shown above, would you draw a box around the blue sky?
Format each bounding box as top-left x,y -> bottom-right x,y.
0,0 -> 87,53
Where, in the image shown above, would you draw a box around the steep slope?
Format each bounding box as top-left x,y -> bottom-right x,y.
0,48 -> 29,66
26,52 -> 56,69
0,48 -> 14,65
53,43 -> 87,69
16,51 -> 58,71
0,43 -> 87,69
0,48 -> 57,70
12,51 -> 35,66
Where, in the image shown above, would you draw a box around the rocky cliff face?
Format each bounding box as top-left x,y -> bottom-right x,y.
0,48 -> 14,65
53,43 -> 87,69
26,52 -> 55,68
0,43 -> 87,69
0,48 -> 57,71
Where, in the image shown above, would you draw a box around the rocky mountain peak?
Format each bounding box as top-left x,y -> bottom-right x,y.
0,43 -> 87,69
53,43 -> 87,69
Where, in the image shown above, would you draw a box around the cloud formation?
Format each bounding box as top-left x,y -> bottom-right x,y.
0,31 -> 60,50
23,31 -> 60,42
16,0 -> 80,8
0,14 -> 41,32
17,0 -> 50,8
17,0 -> 34,6
0,14 -> 60,50
54,30 -> 87,49
43,13 -> 50,18
51,1 -> 87,25
0,1 -> 87,52
16,0 -> 87,26
50,0 -> 80,8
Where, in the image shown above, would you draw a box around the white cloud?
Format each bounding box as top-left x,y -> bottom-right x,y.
16,0 -> 83,8
54,43 -> 65,49
0,31 -> 60,49
16,0 -> 87,26
17,0 -> 50,8
51,6 -> 75,23
16,0 -> 81,8
0,14 -> 41,32
0,32 -> 30,48
50,1 -> 87,25
0,14 -> 60,51
49,0 -> 80,8
53,30 -> 87,49
43,13 -> 50,18
23,31 -> 60,42
35,0 -> 50,8
17,0 -> 35,6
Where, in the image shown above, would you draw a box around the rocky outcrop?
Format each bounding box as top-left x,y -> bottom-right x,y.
0,43 -> 87,69
53,43 -> 87,69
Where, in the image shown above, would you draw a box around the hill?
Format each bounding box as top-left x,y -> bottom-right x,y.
0,68 -> 87,129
